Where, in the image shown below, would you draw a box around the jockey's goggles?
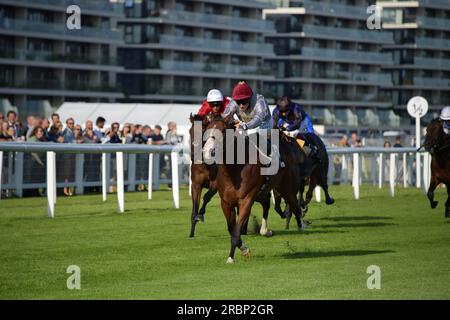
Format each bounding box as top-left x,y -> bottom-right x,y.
236,98 -> 250,106
209,101 -> 222,108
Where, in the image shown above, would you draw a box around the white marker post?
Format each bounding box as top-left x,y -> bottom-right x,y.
407,96 -> 428,189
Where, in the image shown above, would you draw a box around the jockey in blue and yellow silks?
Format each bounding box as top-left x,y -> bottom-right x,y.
272,96 -> 318,159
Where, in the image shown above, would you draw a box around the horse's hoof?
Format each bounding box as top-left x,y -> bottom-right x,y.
260,230 -> 273,237
304,220 -> 312,225
326,198 -> 335,205
226,257 -> 234,264
194,214 -> 204,222
431,201 -> 438,209
241,248 -> 251,258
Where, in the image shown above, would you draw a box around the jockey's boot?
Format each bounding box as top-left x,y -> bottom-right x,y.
303,143 -> 320,162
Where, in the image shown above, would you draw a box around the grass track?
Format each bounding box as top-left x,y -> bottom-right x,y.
0,185 -> 449,299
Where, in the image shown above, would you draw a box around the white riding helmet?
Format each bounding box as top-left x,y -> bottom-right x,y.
440,106 -> 450,121
206,89 -> 223,103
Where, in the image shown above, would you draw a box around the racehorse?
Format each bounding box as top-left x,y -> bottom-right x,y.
423,118 -> 450,218
276,132 -> 335,229
203,115 -> 307,263
188,114 -> 263,238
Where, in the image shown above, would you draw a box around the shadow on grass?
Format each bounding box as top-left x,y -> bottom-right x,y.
318,216 -> 393,222
318,222 -> 397,229
269,229 -> 348,236
279,249 -> 394,259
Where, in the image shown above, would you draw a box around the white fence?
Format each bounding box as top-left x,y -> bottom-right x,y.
0,143 -> 432,218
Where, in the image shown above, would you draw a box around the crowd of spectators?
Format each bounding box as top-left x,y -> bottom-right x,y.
0,111 -> 182,146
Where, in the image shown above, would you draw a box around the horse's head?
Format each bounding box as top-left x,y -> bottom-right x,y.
202,114 -> 233,163
424,118 -> 443,154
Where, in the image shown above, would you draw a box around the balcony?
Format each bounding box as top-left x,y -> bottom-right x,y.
299,92 -> 391,103
414,57 -> 450,70
420,0 -> 450,10
281,0 -> 367,19
159,35 -> 274,55
413,77 -> 450,88
17,79 -> 121,92
303,70 -> 392,84
0,17 -> 122,42
415,37 -> 450,49
302,24 -> 394,44
162,10 -> 274,31
0,49 -> 119,66
300,47 -> 393,65
159,60 -> 272,76
14,0 -> 117,13
417,16 -> 450,31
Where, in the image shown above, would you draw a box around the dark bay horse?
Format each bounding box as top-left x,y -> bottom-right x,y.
424,118 -> 450,218
275,132 -> 334,229
203,115 -> 307,263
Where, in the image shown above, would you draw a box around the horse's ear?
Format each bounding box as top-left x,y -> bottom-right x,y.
189,113 -> 194,123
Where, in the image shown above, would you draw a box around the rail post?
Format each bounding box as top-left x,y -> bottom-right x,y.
352,153 -> 360,200
116,152 -> 125,213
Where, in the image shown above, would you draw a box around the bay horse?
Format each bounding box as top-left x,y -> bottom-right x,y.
188,114 -> 265,237
423,118 -> 450,218
203,115 -> 307,263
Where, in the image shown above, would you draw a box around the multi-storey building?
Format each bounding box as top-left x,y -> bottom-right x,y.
377,0 -> 450,125
0,0 -> 124,116
115,0 -> 276,103
263,0 -> 399,135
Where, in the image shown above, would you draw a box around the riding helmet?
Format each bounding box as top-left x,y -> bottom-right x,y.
440,106 -> 450,121
232,81 -> 253,101
207,89 -> 223,103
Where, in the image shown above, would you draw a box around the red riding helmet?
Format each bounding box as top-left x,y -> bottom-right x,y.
232,81 -> 253,101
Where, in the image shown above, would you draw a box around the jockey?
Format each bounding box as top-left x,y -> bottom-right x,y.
273,96 -> 318,159
197,89 -> 231,118
441,106 -> 450,135
222,81 -> 284,168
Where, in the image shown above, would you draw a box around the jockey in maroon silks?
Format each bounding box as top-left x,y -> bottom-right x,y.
197,89 -> 231,118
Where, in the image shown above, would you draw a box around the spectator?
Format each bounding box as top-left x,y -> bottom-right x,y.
120,123 -> 132,144
83,128 -> 97,144
131,124 -> 146,144
6,110 -> 18,138
151,125 -> 165,145
84,120 -> 94,133
94,116 -> 106,142
0,111 -> 3,122
51,113 -> 60,126
384,141 -> 392,148
73,124 -> 83,143
28,126 -> 48,142
63,118 -> 75,143
41,118 -> 50,140
142,125 -> 152,144
350,132 -> 358,147
165,121 -> 181,145
25,115 -> 35,139
105,122 -> 121,144
393,136 -> 403,148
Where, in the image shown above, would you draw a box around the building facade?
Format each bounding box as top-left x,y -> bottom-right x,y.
115,0 -> 276,103
263,0 -> 400,135
378,0 -> 450,125
0,0 -> 124,116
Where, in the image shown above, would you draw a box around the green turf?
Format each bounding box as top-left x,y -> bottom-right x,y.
0,184 -> 449,299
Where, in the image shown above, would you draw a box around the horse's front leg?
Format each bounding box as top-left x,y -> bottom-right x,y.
227,198 -> 253,264
189,183 -> 202,238
427,175 -> 439,209
198,186 -> 217,220
259,193 -> 273,237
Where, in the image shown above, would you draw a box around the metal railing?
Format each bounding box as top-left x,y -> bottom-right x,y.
0,143 -> 433,217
